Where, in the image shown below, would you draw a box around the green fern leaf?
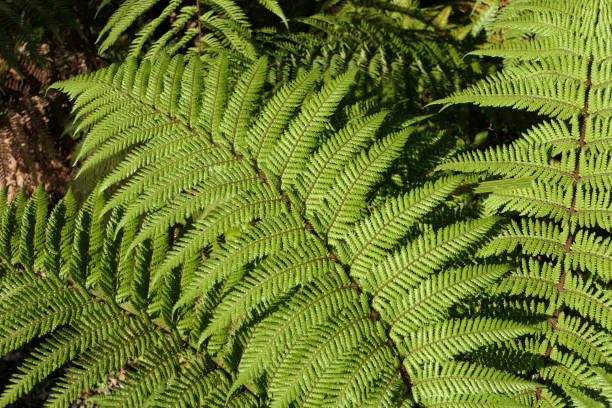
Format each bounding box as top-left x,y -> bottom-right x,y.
433,0 -> 612,402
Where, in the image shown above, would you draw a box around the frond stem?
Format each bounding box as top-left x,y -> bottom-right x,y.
535,28 -> 595,399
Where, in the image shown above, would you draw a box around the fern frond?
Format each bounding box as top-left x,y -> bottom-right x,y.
434,0 -> 612,402
49,54 -> 542,407
0,308 -> 130,407
0,190 -> 254,407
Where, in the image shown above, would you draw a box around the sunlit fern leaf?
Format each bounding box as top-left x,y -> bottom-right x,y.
566,387 -> 607,408
0,274 -> 92,359
369,217 -> 501,310
422,393 -> 534,408
263,68 -> 359,188
92,335 -> 182,407
297,110 -> 389,212
402,317 -> 538,365
232,276 -> 354,392
410,361 -> 538,403
432,0 -> 612,403
98,0 -> 160,52
45,321 -> 162,408
262,299 -> 372,397
4,51 -> 543,406
220,56 -> 268,151
388,263 -> 512,338
317,128 -> 413,242
256,0 -> 287,27
435,66 -> 586,120
248,69 -> 320,163
149,357 -> 228,408
0,190 -> 258,407
592,367 -> 612,405
200,241 -> 338,341
86,207 -> 122,297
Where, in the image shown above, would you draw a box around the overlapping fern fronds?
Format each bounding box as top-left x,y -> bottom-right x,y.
433,0 -> 612,405
97,0 -> 287,59
258,0 -> 483,110
23,52 -> 549,407
0,186 -> 260,408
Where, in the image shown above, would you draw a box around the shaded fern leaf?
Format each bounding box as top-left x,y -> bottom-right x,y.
98,0 -> 286,59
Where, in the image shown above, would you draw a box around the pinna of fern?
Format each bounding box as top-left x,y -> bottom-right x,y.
35,52 -> 553,407
432,0 -> 612,406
